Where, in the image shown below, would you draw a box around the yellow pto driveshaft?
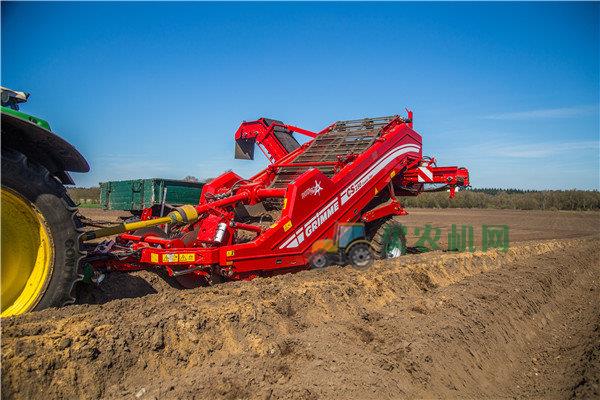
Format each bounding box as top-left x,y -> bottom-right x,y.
81,205 -> 199,241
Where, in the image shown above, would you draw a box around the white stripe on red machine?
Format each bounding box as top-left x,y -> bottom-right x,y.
279,143 -> 421,249
417,166 -> 434,182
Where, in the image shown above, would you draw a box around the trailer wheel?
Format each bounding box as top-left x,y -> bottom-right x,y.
1,148 -> 82,317
368,217 -> 407,260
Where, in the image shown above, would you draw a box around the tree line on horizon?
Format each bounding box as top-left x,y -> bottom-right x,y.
67,185 -> 600,211
401,188 -> 600,211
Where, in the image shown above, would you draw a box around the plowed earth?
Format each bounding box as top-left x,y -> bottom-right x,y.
1,209 -> 599,399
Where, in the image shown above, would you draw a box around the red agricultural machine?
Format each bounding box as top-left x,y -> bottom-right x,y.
83,112 -> 469,286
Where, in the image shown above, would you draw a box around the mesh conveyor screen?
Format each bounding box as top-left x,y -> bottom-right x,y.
270,115 -> 397,188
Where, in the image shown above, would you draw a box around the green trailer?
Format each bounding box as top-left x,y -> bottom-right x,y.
100,179 -> 204,214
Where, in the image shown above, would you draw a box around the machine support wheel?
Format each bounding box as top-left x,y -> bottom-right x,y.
347,242 -> 374,268
309,251 -> 330,269
368,216 -> 407,260
1,148 -> 82,317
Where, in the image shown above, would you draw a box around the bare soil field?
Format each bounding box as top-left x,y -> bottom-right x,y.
2,209 -> 599,399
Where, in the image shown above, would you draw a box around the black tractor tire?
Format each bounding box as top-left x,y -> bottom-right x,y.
367,216 -> 408,260
1,148 -> 82,315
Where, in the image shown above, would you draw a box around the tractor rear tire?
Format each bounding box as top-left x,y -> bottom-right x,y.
1,148 -> 82,317
368,216 -> 407,260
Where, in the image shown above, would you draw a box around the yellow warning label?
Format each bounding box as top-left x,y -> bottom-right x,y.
162,253 -> 178,263
226,250 -> 235,257
179,253 -> 195,262
374,187 -> 379,195
390,170 -> 396,178
283,220 -> 293,232
283,198 -> 288,209
161,253 -> 195,263
151,253 -> 158,263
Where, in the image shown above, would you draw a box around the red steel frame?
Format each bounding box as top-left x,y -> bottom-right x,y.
93,113 -> 469,282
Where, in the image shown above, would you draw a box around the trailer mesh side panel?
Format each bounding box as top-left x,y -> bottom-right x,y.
270,115 -> 397,188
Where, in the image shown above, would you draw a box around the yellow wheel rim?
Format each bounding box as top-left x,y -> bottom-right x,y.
1,187 -> 53,317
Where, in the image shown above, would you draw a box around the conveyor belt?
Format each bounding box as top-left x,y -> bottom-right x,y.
270,115 -> 397,188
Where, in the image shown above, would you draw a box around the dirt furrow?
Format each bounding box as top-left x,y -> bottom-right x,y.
1,237 -> 598,399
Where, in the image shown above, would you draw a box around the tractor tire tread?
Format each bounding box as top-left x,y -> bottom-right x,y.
1,147 -> 84,311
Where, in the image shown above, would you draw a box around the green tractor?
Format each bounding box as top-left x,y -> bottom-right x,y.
1,87 -> 89,317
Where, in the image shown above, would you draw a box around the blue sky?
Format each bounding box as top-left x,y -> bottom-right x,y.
2,2 -> 599,189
